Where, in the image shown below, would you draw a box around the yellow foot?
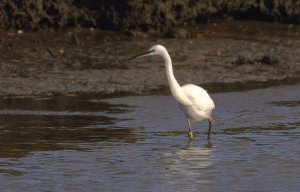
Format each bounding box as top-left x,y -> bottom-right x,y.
188,131 -> 194,140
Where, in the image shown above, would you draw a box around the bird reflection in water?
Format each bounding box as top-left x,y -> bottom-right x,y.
163,140 -> 214,177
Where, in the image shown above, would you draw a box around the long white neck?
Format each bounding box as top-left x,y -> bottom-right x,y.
162,51 -> 191,106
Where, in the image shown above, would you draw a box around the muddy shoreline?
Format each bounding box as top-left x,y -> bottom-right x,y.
0,21 -> 300,97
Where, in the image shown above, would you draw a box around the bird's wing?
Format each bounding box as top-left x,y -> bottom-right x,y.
181,84 -> 215,113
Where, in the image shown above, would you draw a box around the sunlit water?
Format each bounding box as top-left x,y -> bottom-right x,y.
0,84 -> 299,191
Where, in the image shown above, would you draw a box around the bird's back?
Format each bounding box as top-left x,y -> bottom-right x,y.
180,84 -> 215,120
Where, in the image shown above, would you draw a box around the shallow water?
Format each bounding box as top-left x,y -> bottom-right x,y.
0,84 -> 299,191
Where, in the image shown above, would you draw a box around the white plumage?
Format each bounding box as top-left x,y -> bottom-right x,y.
129,45 -> 215,140
181,84 -> 215,121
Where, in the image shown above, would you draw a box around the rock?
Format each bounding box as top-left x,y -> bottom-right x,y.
233,55 -> 279,66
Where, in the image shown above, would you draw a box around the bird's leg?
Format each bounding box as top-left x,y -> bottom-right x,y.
188,119 -> 192,132
187,119 -> 194,140
207,118 -> 213,140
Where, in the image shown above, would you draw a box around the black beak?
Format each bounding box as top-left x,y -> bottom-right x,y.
128,50 -> 154,60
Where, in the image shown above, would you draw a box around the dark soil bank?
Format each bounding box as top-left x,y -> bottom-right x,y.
1,1 -> 300,96
2,1 -> 300,37
0,21 -> 300,96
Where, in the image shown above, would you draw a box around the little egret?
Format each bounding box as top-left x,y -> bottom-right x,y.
129,45 -> 215,140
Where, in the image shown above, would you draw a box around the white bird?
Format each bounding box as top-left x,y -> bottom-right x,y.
129,45 -> 215,140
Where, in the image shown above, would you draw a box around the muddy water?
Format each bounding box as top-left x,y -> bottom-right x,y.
0,84 -> 299,191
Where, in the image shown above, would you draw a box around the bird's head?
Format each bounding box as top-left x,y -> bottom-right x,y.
129,45 -> 167,60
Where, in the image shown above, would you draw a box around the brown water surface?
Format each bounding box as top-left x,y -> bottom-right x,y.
0,84 -> 299,191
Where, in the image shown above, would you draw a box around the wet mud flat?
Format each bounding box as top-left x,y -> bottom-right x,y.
1,21 -> 300,97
